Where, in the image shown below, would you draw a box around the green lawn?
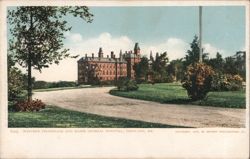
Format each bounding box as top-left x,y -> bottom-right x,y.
8,106 -> 188,128
33,85 -> 91,92
110,83 -> 246,108
33,85 -> 113,92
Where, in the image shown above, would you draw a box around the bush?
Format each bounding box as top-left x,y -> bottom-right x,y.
48,81 -> 76,88
116,77 -> 138,91
211,73 -> 243,91
8,67 -> 24,101
14,99 -> 45,112
100,80 -> 115,86
33,81 -> 49,89
182,62 -> 214,100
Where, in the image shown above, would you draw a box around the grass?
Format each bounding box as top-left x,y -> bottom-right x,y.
8,106 -> 188,128
33,85 -> 113,92
110,83 -> 246,108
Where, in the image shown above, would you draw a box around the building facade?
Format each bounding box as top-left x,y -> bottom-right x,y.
77,43 -> 141,84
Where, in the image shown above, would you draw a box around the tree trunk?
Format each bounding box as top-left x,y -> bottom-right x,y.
27,56 -> 32,102
27,10 -> 33,102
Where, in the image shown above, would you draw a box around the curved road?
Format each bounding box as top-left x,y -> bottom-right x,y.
34,87 -> 246,128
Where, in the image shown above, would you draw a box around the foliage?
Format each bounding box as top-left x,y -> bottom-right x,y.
33,80 -> 77,89
8,67 -> 25,101
134,56 -> 149,83
8,6 -> 93,100
149,52 -> 169,83
184,35 -> 209,67
207,52 -> 224,72
110,83 -> 245,108
8,106 -> 187,128
211,73 -> 243,91
182,62 -> 214,100
14,99 -> 45,112
100,80 -> 115,86
223,51 -> 246,80
49,81 -> 76,88
33,81 -> 49,89
166,58 -> 184,82
7,54 -> 25,101
116,77 -> 138,91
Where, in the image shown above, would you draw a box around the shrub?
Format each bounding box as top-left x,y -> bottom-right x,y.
116,77 -> 138,91
33,81 -> 49,89
182,62 -> 214,100
48,81 -> 76,88
8,67 -> 24,101
14,99 -> 45,112
211,73 -> 243,91
100,80 -> 115,86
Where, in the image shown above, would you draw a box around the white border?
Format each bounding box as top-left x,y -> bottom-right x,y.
0,0 -> 249,158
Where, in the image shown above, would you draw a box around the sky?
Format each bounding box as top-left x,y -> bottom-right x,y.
8,6 -> 246,82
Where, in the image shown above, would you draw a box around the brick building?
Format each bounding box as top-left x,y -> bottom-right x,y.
77,43 -> 141,84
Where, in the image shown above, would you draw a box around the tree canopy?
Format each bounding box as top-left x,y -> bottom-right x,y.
184,35 -> 208,67
8,6 -> 93,101
8,6 -> 93,71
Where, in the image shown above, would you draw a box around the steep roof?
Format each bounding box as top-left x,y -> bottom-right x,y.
78,57 -> 127,63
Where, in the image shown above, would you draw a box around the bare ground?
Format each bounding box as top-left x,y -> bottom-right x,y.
33,87 -> 246,128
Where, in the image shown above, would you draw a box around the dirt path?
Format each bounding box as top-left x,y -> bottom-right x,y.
33,87 -> 246,128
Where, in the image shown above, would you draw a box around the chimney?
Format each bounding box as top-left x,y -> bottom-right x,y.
111,51 -> 114,58
85,53 -> 87,59
92,53 -> 94,58
119,50 -> 122,60
98,47 -> 103,58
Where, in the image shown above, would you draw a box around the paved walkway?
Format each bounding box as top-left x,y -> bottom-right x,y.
33,87 -> 246,128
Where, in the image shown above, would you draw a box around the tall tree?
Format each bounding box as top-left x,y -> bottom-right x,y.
167,58 -> 184,81
184,35 -> 208,67
8,6 -> 93,101
134,56 -> 149,82
223,51 -> 246,80
151,52 -> 169,81
234,51 -> 246,80
207,52 -> 224,72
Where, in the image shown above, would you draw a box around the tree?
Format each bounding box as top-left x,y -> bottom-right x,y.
207,52 -> 224,72
7,53 -> 24,101
8,6 -> 93,101
224,56 -> 237,75
184,35 -> 208,67
234,51 -> 246,80
151,52 -> 169,82
167,58 -> 184,82
223,51 -> 246,80
134,56 -> 149,83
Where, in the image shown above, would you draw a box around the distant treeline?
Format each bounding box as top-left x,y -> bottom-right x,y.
33,81 -> 77,89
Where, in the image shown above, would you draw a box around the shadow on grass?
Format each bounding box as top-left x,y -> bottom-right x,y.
8,106 -> 193,128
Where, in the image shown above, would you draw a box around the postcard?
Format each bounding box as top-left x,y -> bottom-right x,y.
0,0 -> 249,158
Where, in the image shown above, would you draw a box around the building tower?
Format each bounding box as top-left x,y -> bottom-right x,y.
134,42 -> 140,55
125,43 -> 141,79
